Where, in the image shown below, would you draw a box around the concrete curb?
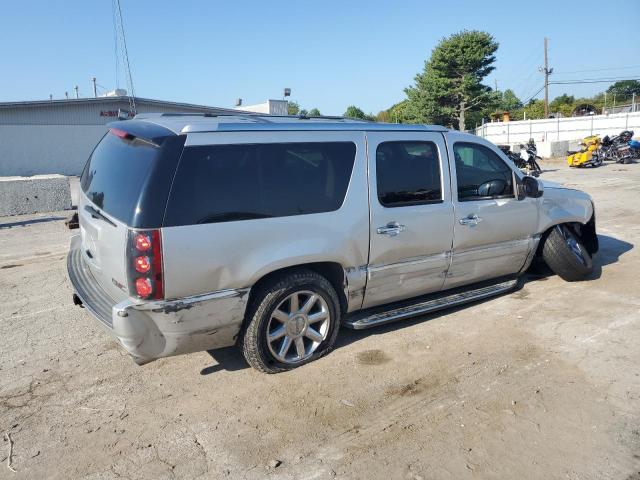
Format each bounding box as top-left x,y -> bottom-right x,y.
0,175 -> 72,216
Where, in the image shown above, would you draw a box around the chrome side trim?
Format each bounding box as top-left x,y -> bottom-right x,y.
451,238 -> 530,257
368,251 -> 451,275
344,279 -> 518,330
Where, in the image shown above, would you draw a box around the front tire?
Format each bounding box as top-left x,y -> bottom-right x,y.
542,224 -> 593,281
240,270 -> 341,373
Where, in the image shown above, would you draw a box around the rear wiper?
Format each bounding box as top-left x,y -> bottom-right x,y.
84,205 -> 116,227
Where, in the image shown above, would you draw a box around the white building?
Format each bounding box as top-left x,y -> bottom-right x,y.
233,99 -> 289,115
0,96 -> 255,176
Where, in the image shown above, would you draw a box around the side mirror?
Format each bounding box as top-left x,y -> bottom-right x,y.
522,176 -> 543,198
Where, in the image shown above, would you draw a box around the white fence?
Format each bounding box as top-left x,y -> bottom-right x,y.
474,111 -> 640,145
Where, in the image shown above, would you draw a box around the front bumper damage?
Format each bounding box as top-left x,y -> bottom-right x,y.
67,235 -> 249,365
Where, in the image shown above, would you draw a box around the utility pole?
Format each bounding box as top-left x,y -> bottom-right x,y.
494,79 -> 498,92
74,85 -> 79,99
92,77 -> 97,98
540,37 -> 553,118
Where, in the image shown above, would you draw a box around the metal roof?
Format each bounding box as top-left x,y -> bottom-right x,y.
0,96 -> 244,115
132,113 -> 448,134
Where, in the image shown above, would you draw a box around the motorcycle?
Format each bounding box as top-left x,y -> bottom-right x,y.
498,144 -> 540,175
630,138 -> 640,159
567,135 -> 603,168
498,145 -> 527,169
601,130 -> 635,164
519,140 -> 542,176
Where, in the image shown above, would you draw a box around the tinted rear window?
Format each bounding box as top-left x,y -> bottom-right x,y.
164,142 -> 356,226
376,141 -> 442,207
80,132 -> 159,224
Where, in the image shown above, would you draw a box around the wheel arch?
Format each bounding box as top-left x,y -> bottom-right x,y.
246,261 -> 348,318
535,212 -> 598,257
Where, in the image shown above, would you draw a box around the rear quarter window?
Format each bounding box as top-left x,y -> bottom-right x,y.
163,142 -> 356,226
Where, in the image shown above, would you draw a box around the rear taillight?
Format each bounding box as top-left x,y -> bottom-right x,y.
134,233 -> 151,252
127,229 -> 164,300
135,277 -> 153,297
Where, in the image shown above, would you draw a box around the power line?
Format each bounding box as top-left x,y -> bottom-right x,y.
113,0 -> 136,114
112,0 -> 119,89
554,65 -> 640,75
522,85 -> 545,105
510,48 -> 545,100
550,77 -> 640,85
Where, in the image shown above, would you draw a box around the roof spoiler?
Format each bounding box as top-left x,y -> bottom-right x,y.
107,119 -> 176,144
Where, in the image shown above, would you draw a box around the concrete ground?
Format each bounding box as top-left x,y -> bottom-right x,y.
1,160 -> 639,480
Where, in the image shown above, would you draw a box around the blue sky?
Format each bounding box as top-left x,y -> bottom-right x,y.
1,0 -> 638,115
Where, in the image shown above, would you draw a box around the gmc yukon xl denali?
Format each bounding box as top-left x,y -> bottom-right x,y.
67,114 -> 598,373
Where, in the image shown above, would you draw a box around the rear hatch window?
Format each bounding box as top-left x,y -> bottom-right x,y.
81,132 -> 158,226
80,128 -> 185,228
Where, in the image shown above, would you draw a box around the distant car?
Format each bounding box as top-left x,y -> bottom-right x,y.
68,114 -> 598,373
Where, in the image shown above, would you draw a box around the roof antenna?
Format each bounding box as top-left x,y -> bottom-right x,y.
113,0 -> 136,115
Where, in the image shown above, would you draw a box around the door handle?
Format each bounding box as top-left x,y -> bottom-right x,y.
377,221 -> 406,236
459,214 -> 482,226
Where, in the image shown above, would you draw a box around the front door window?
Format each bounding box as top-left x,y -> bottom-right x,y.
453,142 -> 514,201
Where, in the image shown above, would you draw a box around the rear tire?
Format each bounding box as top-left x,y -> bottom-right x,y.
239,270 -> 341,373
542,224 -> 593,281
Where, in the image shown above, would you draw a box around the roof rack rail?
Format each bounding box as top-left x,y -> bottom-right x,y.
134,112 -> 261,119
133,112 -> 372,123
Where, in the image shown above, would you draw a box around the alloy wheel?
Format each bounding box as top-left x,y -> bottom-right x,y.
266,290 -> 331,364
557,225 -> 589,267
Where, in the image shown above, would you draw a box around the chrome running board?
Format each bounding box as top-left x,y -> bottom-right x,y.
344,279 -> 518,330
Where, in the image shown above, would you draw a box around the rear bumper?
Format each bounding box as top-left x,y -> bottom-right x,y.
67,235 -> 249,364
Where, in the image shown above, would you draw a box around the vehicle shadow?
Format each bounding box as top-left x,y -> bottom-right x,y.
200,233 -> 633,373
0,216 -> 66,229
201,346 -> 249,374
588,234 -> 633,280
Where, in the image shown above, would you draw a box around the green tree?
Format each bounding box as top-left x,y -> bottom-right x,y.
523,99 -> 545,120
549,93 -> 576,117
343,105 -> 375,120
378,100 -> 410,123
404,30 -> 498,130
607,80 -> 640,102
287,101 -> 300,115
343,105 -> 366,119
376,110 -> 391,122
500,89 -> 522,111
307,108 -> 321,117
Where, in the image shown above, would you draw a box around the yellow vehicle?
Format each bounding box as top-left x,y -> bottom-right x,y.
567,135 -> 603,168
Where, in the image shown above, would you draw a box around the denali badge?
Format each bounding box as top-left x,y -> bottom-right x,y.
112,278 -> 126,291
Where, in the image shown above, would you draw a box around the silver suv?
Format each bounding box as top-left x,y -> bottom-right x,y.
67,114 -> 598,373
